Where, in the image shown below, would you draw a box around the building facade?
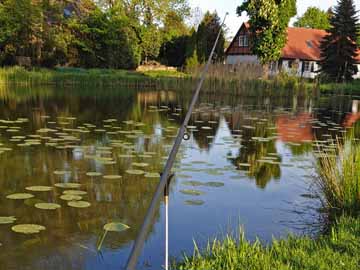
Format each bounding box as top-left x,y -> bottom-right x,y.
225,23 -> 360,79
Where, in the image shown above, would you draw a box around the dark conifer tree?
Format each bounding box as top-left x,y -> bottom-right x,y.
320,0 -> 359,82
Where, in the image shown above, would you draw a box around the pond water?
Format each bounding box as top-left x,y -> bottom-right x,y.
0,85 -> 359,270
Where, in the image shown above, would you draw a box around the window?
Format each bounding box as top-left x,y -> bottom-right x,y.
239,35 -> 248,47
303,61 -> 311,72
288,60 -> 293,68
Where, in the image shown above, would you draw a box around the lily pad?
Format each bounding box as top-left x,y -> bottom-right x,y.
103,175 -> 122,180
125,169 -> 144,175
144,172 -> 160,178
6,193 -> 34,200
132,162 -> 149,168
86,172 -> 102,177
103,222 -> 130,232
180,189 -> 204,196
60,194 -> 82,201
204,182 -> 225,187
34,203 -> 61,210
54,170 -> 71,175
54,183 -> 81,189
67,201 -> 91,208
25,186 -> 53,192
63,190 -> 87,195
0,216 -> 17,224
11,224 -> 46,234
182,181 -> 203,187
184,199 -> 205,206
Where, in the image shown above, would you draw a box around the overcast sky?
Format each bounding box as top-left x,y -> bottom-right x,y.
189,0 -> 360,38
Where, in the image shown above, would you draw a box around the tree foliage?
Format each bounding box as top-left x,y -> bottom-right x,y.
294,7 -> 331,30
320,0 -> 359,82
0,0 -> 194,69
196,11 -> 225,63
237,0 -> 296,65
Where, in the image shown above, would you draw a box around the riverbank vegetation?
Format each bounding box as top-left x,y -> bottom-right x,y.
176,216 -> 360,270
0,66 -> 314,98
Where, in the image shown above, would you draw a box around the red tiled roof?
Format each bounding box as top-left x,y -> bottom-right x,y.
226,23 -> 360,62
282,27 -> 326,61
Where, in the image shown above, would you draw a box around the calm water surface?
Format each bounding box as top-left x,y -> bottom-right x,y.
0,85 -> 359,269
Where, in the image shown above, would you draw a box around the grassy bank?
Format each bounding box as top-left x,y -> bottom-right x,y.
2,66 -> 360,96
0,66 -> 313,97
176,216 -> 360,270
0,66 -> 187,87
319,80 -> 360,96
176,139 -> 360,270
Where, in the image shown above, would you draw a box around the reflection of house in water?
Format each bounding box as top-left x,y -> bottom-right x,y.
343,100 -> 360,127
276,113 -> 313,143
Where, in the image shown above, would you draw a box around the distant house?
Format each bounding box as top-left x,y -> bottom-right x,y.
225,22 -> 360,79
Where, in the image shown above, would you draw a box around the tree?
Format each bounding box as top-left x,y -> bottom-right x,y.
69,7 -> 140,69
294,7 -> 331,29
0,0 -> 41,65
196,11 -> 225,63
320,0 -> 359,82
237,0 -> 296,65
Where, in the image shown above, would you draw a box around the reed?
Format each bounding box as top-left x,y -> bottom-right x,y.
315,139 -> 360,219
0,66 -> 314,97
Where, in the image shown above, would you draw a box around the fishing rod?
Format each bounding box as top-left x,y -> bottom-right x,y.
125,12 -> 229,270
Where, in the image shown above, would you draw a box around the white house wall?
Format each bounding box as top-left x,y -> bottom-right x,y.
226,55 -> 259,65
226,55 -> 360,79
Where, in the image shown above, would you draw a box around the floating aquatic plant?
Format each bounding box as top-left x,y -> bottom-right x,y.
34,203 -> 61,210
25,186 -> 53,192
6,193 -> 34,200
11,224 -> 46,234
67,201 -> 91,208
0,216 -> 17,224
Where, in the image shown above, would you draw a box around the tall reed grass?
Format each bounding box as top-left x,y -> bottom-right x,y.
0,66 -> 314,97
315,139 -> 360,218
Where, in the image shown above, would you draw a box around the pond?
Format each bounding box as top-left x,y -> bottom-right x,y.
0,85 -> 359,270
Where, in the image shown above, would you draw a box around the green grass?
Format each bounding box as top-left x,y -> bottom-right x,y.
318,80 -> 360,95
0,66 -> 186,86
175,216 -> 360,270
0,66 -> 320,97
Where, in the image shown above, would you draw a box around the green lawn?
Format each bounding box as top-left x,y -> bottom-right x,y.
176,216 -> 360,270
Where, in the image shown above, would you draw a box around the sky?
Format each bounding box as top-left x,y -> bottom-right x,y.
189,0 -> 360,38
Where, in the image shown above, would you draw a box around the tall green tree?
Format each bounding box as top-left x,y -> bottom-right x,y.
294,7 -> 331,29
196,11 -> 225,63
0,0 -> 40,64
69,7 -> 140,69
320,0 -> 359,82
237,0 -> 296,65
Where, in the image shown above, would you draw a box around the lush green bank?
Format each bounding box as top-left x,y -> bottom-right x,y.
0,66 -> 187,86
0,67 -> 312,98
319,80 -> 360,96
175,216 -> 360,270
3,66 -> 360,96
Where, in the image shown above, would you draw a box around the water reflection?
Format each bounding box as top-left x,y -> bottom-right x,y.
0,85 -> 359,270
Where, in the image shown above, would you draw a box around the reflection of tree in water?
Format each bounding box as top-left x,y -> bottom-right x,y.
189,108 -> 220,151
0,88 -> 186,269
226,112 -> 281,189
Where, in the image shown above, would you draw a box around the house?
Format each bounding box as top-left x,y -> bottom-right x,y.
225,23 -> 360,79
